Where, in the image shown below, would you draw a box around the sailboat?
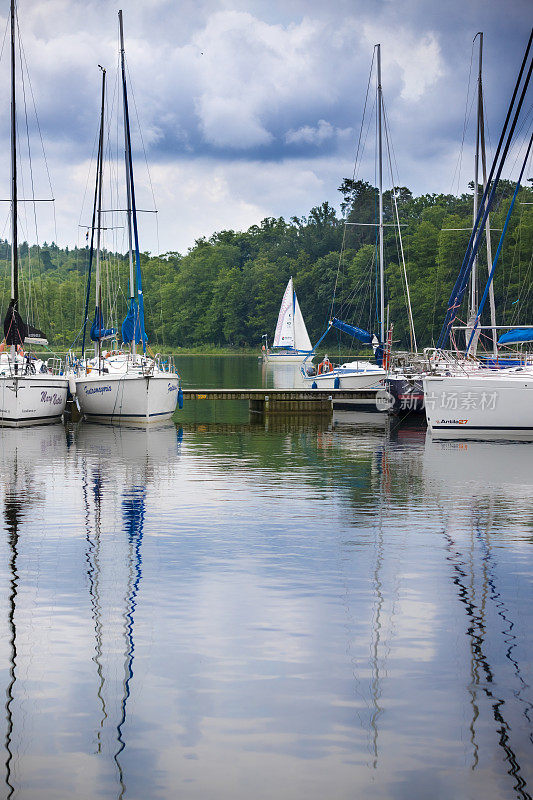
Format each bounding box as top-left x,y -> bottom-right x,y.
262,277 -> 314,363
424,30 -> 533,438
73,11 -> 181,424
0,0 -> 68,426
300,44 -> 390,392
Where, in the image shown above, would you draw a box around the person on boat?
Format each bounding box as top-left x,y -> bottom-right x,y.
317,355 -> 332,375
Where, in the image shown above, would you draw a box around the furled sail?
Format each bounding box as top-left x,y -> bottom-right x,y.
498,328 -> 533,345
90,307 -> 116,341
3,302 -> 27,346
273,278 -> 294,349
330,318 -> 373,345
122,298 -> 147,345
293,293 -> 312,351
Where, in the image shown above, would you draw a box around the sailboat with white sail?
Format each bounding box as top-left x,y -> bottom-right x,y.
73,11 -> 180,424
0,0 -> 68,426
262,277 -> 314,363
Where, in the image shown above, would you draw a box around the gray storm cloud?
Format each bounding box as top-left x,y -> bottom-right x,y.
0,0 -> 528,252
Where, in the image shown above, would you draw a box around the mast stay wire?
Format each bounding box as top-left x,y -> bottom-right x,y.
330,48 -> 376,327
450,38 -> 476,197
382,98 -> 417,352
125,58 -> 165,347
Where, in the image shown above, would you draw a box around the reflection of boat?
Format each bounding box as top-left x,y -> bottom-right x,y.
77,419 -> 180,793
75,421 -> 181,469
423,434 -> 533,789
262,278 -> 314,363
262,361 -> 307,389
423,435 -> 533,494
0,423 -> 69,796
332,410 -> 388,430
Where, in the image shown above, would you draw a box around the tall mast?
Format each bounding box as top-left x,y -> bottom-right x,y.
119,10 -> 146,355
477,33 -> 498,355
119,10 -> 134,308
10,0 -> 17,308
470,35 -> 482,320
94,67 -> 106,359
377,44 -> 385,344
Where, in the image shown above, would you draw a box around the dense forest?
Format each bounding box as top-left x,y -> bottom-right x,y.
0,178 -> 531,355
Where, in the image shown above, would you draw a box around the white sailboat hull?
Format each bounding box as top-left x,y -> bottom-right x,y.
263,351 -> 313,364
424,370 -> 533,439
75,371 -> 180,424
0,375 -> 68,427
302,361 -> 386,390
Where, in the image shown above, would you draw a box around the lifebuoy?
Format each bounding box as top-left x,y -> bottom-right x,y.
318,357 -> 332,375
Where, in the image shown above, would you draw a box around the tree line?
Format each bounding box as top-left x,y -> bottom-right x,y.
0,178 -> 531,354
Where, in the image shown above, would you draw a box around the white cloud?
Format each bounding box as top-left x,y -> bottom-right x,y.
285,120 -> 353,146
361,23 -> 444,103
191,11 -> 336,149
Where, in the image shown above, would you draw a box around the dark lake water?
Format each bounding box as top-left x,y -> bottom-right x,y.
0,355 -> 531,799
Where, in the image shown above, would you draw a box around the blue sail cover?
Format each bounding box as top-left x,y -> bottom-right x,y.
331,318 -> 373,345
90,307 -> 116,342
498,328 -> 533,345
122,298 -> 147,345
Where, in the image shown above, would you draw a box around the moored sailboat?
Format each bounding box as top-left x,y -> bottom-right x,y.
301,44 -> 391,394
74,11 -> 180,424
0,0 -> 68,427
424,30 -> 533,438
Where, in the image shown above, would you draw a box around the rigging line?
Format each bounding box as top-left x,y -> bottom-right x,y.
0,9 -> 9,64
330,50 -> 376,323
505,103 -> 533,179
450,37 -> 477,197
18,30 -> 39,327
126,58 -> 158,213
382,98 -> 417,352
440,32 -> 533,349
17,21 -> 56,243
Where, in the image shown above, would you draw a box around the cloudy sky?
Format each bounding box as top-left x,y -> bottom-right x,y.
0,0 -> 531,254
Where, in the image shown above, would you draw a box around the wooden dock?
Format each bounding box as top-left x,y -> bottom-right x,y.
181,388 -> 382,415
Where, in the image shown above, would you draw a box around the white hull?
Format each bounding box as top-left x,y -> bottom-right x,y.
303,361 -> 386,390
263,351 -> 313,364
0,375 -> 68,427
424,370 -> 533,439
75,371 -> 180,424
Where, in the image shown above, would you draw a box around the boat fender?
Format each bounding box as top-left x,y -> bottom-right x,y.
334,377 -> 340,389
178,387 -> 184,409
311,381 -> 317,389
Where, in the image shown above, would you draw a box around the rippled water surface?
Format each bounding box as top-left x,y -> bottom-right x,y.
0,356 -> 531,799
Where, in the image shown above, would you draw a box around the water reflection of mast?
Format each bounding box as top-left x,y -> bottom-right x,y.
474,500 -> 533,745
83,463 -> 107,752
4,457 -> 22,800
440,504 -> 531,799
369,517 -> 384,769
114,484 -> 146,799
369,444 -> 394,769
